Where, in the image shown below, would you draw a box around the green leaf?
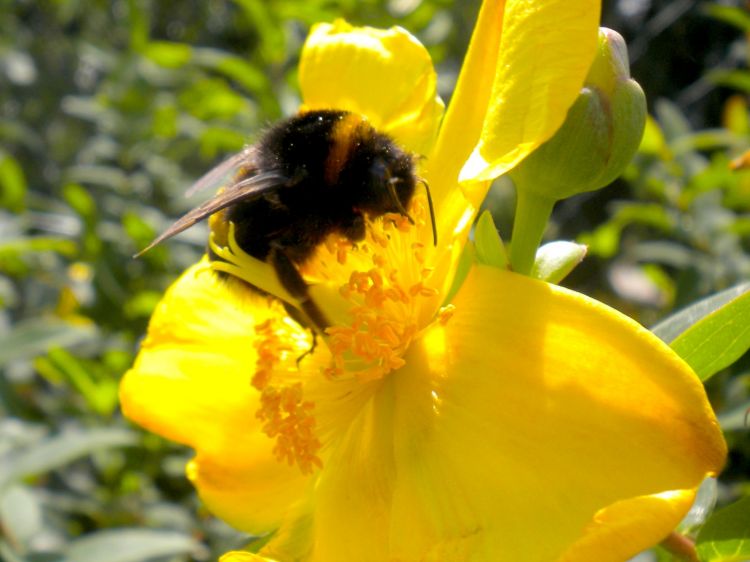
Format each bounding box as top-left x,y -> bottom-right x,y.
0,319 -> 97,367
708,69 -> 750,94
696,496 -> 750,562
474,210 -> 508,269
669,286 -> 750,380
42,348 -> 119,416
142,41 -> 192,68
1,428 -> 138,489
531,241 -> 587,284
652,283 -> 750,343
0,237 -> 78,266
0,485 -> 43,550
703,3 -> 750,32
192,48 -> 270,97
0,153 -> 27,212
62,183 -> 96,222
64,529 -> 203,562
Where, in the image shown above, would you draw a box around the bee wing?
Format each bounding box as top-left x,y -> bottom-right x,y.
135,170 -> 286,257
185,147 -> 258,198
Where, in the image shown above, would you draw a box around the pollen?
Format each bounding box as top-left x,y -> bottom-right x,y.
323,197 -> 441,382
252,318 -> 322,474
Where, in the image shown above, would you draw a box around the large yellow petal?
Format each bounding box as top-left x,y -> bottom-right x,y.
388,265 -> 725,561
299,20 -> 443,155
120,260 -> 311,532
459,0 -> 601,189
272,265 -> 725,561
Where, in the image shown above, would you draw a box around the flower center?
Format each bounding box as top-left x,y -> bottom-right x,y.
208,195 -> 446,473
321,209 -> 440,382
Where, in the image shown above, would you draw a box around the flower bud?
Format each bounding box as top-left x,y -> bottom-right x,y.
509,28 -> 646,201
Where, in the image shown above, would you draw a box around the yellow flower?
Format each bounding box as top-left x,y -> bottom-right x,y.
120,1 -> 726,561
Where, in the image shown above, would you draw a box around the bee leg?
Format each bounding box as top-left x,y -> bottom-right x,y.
269,244 -> 330,335
281,301 -> 318,366
295,330 -> 317,367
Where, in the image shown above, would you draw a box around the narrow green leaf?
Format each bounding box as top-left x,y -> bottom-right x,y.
0,237 -> 77,263
192,48 -> 270,96
666,288 -> 750,380
142,41 -> 192,68
651,283 -> 750,343
0,153 -> 27,212
1,428 -> 138,488
62,183 -> 96,222
696,496 -> 750,562
474,211 -> 508,269
0,485 -> 43,549
703,4 -> 750,32
46,348 -> 119,416
64,529 -> 203,562
0,319 -> 97,367
531,241 -> 587,284
708,69 -> 750,94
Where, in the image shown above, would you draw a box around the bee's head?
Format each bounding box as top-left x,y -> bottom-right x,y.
340,127 -> 436,245
364,152 -> 417,222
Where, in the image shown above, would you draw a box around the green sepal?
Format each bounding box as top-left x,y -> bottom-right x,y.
474,210 -> 509,269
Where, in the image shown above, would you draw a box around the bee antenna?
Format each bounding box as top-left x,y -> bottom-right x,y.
417,177 -> 437,246
386,177 -> 416,226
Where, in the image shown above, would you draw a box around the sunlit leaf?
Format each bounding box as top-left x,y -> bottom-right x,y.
43,348 -> 120,416
0,153 -> 26,212
143,41 -> 192,68
703,3 -> 750,32
708,69 -> 750,94
651,283 -> 750,343
192,48 -> 270,98
696,496 -> 750,562
668,286 -> 750,380
0,237 -> 78,265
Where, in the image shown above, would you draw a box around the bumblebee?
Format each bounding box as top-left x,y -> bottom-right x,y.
138,109 -> 436,332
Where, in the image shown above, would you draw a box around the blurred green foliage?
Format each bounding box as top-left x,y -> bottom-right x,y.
1,0 -> 750,561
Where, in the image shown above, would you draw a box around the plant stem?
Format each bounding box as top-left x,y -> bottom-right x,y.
509,189 -> 555,275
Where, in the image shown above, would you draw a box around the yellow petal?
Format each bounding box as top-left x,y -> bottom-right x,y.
428,0 -> 505,211
559,490 -> 697,562
274,265 -> 724,561
120,260 -> 310,532
459,0 -> 601,190
388,265 -> 725,561
299,20 -> 443,155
